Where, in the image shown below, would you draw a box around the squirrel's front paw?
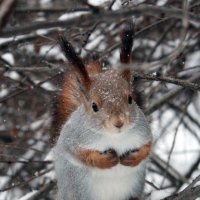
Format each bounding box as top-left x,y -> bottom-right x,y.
75,148 -> 119,169
97,149 -> 119,169
120,142 -> 151,167
120,149 -> 140,167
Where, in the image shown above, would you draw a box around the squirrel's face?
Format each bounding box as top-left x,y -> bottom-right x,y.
85,69 -> 136,134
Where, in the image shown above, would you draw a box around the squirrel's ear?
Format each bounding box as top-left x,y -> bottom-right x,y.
120,22 -> 134,82
58,36 -> 91,89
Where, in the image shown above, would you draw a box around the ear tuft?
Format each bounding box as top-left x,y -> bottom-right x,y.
120,22 -> 134,82
120,22 -> 134,64
58,35 -> 91,88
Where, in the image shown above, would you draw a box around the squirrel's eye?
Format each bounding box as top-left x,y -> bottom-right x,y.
92,102 -> 99,112
128,95 -> 132,104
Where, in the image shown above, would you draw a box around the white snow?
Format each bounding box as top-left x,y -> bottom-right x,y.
5,71 -> 20,80
36,29 -> 48,35
111,1 -> 122,10
157,0 -> 168,6
185,51 -> 200,68
39,0 -> 52,6
0,88 -> 9,98
18,190 -> 38,200
30,119 -> 45,130
59,11 -> 89,21
85,35 -> 105,51
1,53 -> 14,65
150,188 -> 174,200
41,82 -> 57,91
39,45 -> 65,60
88,0 -> 108,6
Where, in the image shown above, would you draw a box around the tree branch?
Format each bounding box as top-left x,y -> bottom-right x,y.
145,74 -> 200,115
0,5 -> 199,38
15,7 -> 90,13
161,175 -> 200,200
133,72 -> 200,91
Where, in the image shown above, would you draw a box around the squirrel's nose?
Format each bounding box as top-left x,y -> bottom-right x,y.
114,121 -> 124,129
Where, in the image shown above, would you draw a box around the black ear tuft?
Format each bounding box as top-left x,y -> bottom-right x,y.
59,36 -> 83,67
120,22 -> 135,64
58,36 -> 90,87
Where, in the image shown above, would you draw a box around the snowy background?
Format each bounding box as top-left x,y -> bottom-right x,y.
0,0 -> 200,199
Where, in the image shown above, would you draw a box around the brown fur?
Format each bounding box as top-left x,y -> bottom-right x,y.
120,141 -> 151,167
86,61 -> 102,77
121,69 -> 132,82
50,71 -> 80,145
75,148 -> 119,169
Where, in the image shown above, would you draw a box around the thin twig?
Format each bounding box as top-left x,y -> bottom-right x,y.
15,7 -> 90,13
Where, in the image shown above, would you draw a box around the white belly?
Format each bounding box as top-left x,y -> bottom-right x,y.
88,163 -> 146,200
82,127 -> 149,200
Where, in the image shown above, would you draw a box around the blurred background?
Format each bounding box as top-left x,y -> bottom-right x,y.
0,0 -> 200,199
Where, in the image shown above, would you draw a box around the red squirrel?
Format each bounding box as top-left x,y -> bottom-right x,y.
52,22 -> 152,200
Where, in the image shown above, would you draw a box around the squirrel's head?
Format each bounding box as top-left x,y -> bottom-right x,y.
58,22 -> 140,134
87,68 -> 136,133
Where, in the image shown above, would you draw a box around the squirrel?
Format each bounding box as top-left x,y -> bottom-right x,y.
52,22 -> 152,200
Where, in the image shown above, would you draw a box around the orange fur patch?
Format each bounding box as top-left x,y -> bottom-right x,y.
120,141 -> 151,167
75,148 -> 119,169
50,72 -> 82,146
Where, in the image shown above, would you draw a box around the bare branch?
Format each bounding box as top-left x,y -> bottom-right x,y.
0,5 -> 199,38
0,159 -> 52,164
15,7 -> 90,13
161,175 -> 200,200
145,74 -> 200,115
133,72 -> 200,91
